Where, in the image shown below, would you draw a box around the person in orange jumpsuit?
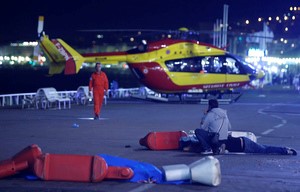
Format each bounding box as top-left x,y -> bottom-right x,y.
89,62 -> 109,120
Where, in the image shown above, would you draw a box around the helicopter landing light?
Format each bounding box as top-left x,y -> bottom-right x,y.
188,89 -> 203,93
78,117 -> 108,120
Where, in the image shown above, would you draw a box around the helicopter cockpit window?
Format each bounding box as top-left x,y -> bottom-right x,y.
201,56 -> 241,74
225,57 -> 240,74
165,57 -> 202,73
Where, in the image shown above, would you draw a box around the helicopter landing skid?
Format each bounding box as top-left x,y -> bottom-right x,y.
200,91 -> 243,104
131,91 -> 242,104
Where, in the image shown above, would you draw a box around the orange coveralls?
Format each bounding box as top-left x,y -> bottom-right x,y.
89,72 -> 109,117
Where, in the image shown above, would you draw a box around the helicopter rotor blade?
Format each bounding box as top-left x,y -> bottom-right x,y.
37,16 -> 44,38
34,16 -> 44,63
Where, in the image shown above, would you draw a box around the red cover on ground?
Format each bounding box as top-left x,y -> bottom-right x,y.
139,131 -> 188,150
12,144 -> 42,173
0,160 -> 28,179
34,153 -> 108,182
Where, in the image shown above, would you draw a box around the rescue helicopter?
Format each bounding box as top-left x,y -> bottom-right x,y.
36,16 -> 264,102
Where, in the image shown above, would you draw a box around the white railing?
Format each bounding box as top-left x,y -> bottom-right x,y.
0,87 -> 143,108
0,92 -> 36,107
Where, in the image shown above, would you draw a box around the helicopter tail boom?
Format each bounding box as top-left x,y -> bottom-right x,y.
40,34 -> 84,75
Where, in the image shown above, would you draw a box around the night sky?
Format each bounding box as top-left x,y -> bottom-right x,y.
0,0 -> 298,44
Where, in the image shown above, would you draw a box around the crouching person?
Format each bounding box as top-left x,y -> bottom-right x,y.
194,99 -> 231,154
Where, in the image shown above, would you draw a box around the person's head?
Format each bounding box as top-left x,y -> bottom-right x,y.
208,99 -> 219,111
95,62 -> 102,72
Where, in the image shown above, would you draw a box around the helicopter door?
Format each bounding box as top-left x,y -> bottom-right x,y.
215,56 -> 249,88
202,56 -> 227,84
165,57 -> 203,86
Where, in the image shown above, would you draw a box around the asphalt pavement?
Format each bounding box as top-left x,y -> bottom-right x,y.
1,86 -> 300,192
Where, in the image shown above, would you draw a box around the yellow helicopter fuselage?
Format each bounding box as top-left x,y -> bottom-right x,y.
40,35 -> 263,94
81,39 -> 258,93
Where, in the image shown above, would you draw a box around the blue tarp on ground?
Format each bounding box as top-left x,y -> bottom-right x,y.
99,154 -> 164,183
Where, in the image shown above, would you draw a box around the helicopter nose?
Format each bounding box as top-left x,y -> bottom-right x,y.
249,70 -> 265,81
255,70 -> 265,79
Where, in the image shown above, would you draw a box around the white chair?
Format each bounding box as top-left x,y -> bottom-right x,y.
76,86 -> 93,105
36,87 -> 71,109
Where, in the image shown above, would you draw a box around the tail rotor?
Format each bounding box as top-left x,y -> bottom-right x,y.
33,16 -> 44,63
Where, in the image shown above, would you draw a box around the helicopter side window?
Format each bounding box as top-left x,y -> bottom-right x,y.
220,57 -> 230,73
228,54 -> 252,74
235,61 -> 246,74
209,57 -> 223,73
210,56 -> 239,74
202,57 -> 217,73
165,57 -> 202,73
165,60 -> 182,72
202,57 -> 210,72
183,58 -> 202,72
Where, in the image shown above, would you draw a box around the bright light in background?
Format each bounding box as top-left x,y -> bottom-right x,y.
271,66 -> 278,73
246,55 -> 300,66
97,34 -> 103,39
245,20 -> 250,24
25,56 -> 31,61
10,41 -> 38,47
0,55 -> 46,65
248,48 -> 264,57
142,40 -> 147,45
